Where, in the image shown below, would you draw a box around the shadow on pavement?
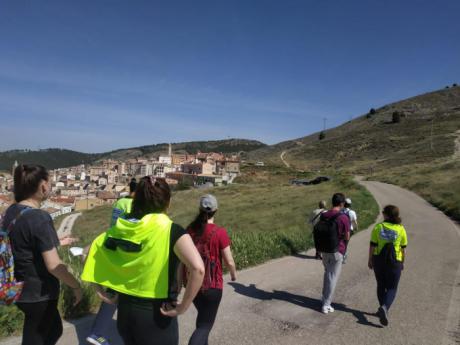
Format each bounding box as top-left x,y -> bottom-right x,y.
65,314 -> 123,345
228,282 -> 383,329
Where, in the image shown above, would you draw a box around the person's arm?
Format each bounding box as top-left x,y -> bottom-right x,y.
368,245 -> 376,269
161,234 -> 204,317
222,246 -> 237,281
42,248 -> 82,306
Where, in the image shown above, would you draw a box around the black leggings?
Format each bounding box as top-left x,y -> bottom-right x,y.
117,294 -> 178,345
188,289 -> 223,345
16,300 -> 63,345
373,256 -> 403,310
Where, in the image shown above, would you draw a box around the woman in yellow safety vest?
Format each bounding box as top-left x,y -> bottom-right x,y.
82,176 -> 204,345
368,205 -> 408,327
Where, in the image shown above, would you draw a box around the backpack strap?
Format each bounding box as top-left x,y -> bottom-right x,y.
6,207 -> 32,233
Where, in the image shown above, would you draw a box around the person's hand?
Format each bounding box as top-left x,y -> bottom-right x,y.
95,287 -> 118,305
59,237 -> 78,246
72,287 -> 83,306
368,259 -> 373,270
160,301 -> 186,317
231,273 -> 237,281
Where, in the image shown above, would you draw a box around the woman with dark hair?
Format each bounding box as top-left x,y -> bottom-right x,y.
3,164 -> 82,345
368,205 -> 408,326
185,194 -> 237,345
82,176 -> 204,345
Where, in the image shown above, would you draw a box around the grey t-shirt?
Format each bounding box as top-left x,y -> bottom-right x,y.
3,204 -> 60,302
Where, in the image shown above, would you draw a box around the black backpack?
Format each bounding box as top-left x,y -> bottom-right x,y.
313,213 -> 340,253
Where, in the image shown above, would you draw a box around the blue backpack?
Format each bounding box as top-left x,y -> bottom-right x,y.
0,208 -> 31,305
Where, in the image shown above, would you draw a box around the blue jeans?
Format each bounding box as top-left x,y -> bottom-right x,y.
90,302 -> 118,338
372,256 -> 402,310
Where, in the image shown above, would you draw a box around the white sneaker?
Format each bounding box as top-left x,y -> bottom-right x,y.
322,305 -> 335,314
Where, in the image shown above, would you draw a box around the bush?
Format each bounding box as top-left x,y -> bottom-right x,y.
319,131 -> 326,140
392,111 -> 401,123
453,83 -> 458,87
369,108 -> 376,115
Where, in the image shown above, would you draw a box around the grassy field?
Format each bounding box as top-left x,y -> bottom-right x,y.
371,159 -> 460,220
0,171 -> 379,338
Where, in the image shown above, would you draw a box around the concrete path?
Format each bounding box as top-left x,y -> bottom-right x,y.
57,213 -> 81,239
2,181 -> 459,345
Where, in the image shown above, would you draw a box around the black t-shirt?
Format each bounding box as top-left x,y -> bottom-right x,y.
3,204 -> 60,302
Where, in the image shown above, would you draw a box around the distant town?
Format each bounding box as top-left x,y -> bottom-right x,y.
0,144 -> 241,219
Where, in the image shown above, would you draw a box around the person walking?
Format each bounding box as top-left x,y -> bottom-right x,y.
86,178 -> 137,345
82,176 -> 204,345
3,164 -> 82,345
340,198 -> 358,264
368,205 -> 407,326
309,200 -> 327,259
313,193 -> 350,314
343,198 -> 358,235
185,194 -> 237,345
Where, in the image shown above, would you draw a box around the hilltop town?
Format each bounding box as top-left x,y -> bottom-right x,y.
0,144 -> 240,218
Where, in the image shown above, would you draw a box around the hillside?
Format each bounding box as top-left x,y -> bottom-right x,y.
249,86 -> 460,172
249,86 -> 460,219
0,139 -> 266,170
103,139 -> 266,161
0,149 -> 101,172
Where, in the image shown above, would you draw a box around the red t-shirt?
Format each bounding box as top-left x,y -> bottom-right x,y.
188,223 -> 231,290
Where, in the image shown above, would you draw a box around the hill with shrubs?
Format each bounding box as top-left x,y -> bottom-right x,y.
249,85 -> 460,219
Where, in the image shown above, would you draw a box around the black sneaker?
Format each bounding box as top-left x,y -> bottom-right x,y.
377,306 -> 389,326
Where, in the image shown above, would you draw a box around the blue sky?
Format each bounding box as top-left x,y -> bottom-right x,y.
0,0 -> 459,153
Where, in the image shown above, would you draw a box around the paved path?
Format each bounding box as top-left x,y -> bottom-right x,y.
57,213 -> 81,239
2,181 -> 459,344
280,151 -> 290,168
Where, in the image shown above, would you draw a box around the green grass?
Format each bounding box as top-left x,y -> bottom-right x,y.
371,159 -> 460,220
0,174 -> 378,338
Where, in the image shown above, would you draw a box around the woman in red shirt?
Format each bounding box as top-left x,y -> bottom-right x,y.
186,194 -> 237,345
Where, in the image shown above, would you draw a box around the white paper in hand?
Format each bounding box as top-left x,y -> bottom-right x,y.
69,247 -> 84,257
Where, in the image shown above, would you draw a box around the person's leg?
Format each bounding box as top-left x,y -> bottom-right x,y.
383,263 -> 403,310
90,302 -> 118,337
321,253 -> 343,307
17,300 -> 63,345
188,289 -> 223,345
117,295 -> 179,345
373,257 -> 386,307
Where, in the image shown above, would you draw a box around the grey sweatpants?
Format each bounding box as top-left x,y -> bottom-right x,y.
321,252 -> 343,307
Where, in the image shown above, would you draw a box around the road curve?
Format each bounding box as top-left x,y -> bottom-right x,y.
2,181 -> 458,345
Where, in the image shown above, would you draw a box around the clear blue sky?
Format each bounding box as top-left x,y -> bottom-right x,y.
0,0 -> 459,153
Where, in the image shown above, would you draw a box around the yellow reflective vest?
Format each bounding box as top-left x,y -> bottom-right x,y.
81,213 -> 173,299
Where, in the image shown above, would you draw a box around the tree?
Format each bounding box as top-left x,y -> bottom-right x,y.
369,108 -> 376,115
392,111 -> 401,123
453,83 -> 458,87
319,131 -> 326,140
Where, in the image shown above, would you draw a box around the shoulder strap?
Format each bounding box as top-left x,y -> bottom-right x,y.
7,207 -> 32,233
312,211 -> 323,222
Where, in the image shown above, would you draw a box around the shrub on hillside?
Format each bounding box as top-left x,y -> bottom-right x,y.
319,131 -> 326,140
392,111 -> 401,123
453,83 -> 458,87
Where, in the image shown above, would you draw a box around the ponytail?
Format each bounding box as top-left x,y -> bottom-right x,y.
188,210 -> 216,237
129,176 -> 171,219
13,164 -> 49,202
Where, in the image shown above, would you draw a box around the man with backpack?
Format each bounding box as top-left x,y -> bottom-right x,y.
313,193 -> 351,314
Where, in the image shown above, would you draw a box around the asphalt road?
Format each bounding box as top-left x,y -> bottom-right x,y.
2,180 -> 459,345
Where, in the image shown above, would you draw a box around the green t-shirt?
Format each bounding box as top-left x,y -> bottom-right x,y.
111,197 -> 133,226
370,222 -> 408,262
